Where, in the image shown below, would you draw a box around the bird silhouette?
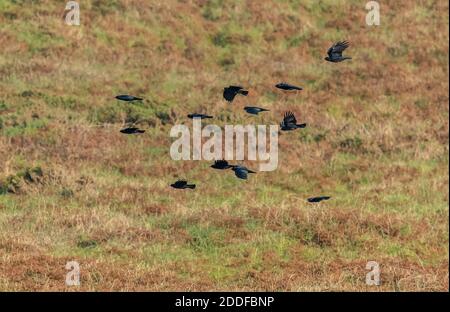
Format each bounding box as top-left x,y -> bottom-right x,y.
187,113 -> 213,119
232,166 -> 256,180
307,196 -> 331,203
211,160 -> 234,170
171,180 -> 196,189
120,127 -> 145,134
223,86 -> 248,102
115,94 -> 143,102
325,41 -> 351,62
244,106 -> 269,115
275,82 -> 303,91
280,111 -> 307,131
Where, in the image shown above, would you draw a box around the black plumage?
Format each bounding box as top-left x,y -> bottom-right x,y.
188,113 -> 213,119
232,166 -> 256,180
325,41 -> 351,62
280,111 -> 307,131
171,180 -> 196,189
211,160 -> 233,170
244,106 -> 269,115
120,127 -> 145,134
115,94 -> 143,102
275,82 -> 303,91
223,86 -> 248,102
307,196 -> 331,203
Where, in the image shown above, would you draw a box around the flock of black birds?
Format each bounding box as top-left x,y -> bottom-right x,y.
114,41 -> 352,204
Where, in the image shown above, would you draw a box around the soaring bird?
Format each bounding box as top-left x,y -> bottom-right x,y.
211,160 -> 234,170
325,41 -> 351,62
170,180 -> 196,189
115,94 -> 143,102
232,165 -> 256,180
307,196 -> 331,203
244,106 -> 269,115
223,86 -> 248,102
187,113 -> 213,119
275,82 -> 303,91
120,127 -> 145,134
280,111 -> 307,131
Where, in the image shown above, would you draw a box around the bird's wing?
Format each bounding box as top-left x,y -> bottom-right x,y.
327,46 -> 334,56
284,83 -> 295,88
223,89 -> 236,101
215,160 -> 229,167
283,111 -> 297,125
328,41 -> 349,56
177,180 -> 187,186
234,168 -> 248,180
245,107 -> 260,113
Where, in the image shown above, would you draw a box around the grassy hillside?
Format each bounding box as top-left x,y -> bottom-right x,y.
0,0 -> 448,291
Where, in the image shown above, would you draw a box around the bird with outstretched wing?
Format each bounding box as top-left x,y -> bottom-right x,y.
325,41 -> 351,62
280,111 -> 306,131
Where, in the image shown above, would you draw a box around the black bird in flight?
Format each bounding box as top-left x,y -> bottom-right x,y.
187,113 -> 213,119
280,111 -> 307,131
244,106 -> 269,115
115,94 -> 143,102
171,180 -> 196,190
120,127 -> 145,134
325,41 -> 351,62
307,196 -> 331,203
223,86 -> 248,102
275,82 -> 303,91
211,160 -> 234,170
232,165 -> 256,180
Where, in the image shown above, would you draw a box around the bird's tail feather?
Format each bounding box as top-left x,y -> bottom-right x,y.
186,184 -> 196,189
239,90 -> 249,96
297,123 -> 307,128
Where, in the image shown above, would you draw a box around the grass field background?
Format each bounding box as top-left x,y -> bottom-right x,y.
0,0 -> 448,291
